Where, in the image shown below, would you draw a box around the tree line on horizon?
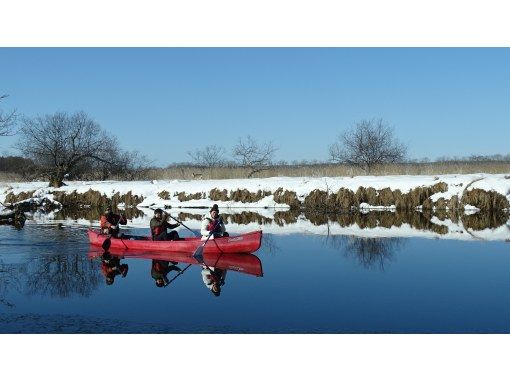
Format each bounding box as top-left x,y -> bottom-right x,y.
1,94 -> 509,187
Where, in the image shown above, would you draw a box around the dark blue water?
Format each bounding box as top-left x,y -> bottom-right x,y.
1,224 -> 510,333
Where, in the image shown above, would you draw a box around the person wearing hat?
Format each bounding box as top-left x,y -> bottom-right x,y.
100,205 -> 127,237
200,204 -> 228,239
150,208 -> 181,241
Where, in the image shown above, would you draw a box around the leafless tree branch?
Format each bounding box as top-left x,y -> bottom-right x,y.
329,119 -> 407,173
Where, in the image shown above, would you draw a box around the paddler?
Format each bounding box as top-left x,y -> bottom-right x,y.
150,208 -> 181,241
200,204 -> 228,239
100,205 -> 127,237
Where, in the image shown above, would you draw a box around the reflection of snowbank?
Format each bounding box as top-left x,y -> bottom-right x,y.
24,207 -> 510,242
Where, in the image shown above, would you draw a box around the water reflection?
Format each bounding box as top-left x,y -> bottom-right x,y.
55,206 -> 144,221
24,253 -> 102,297
325,235 -> 403,270
100,252 -> 129,286
151,259 -> 181,287
23,205 -> 510,241
88,248 -> 263,295
0,209 -> 26,230
0,260 -> 19,308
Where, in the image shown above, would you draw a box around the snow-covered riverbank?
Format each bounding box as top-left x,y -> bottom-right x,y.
1,174 -> 509,212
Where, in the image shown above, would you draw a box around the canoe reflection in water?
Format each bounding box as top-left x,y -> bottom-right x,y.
100,252 -> 129,285
88,248 -> 263,294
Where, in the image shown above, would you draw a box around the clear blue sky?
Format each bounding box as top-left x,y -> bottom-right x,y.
1,48 -> 509,165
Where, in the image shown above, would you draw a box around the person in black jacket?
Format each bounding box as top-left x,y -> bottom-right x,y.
150,208 -> 181,241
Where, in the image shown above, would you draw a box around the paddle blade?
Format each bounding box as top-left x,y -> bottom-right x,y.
102,236 -> 112,251
192,246 -> 204,262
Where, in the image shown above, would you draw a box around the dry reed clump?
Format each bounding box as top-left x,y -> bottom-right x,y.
273,210 -> 300,226
303,190 -> 337,211
461,189 -> 510,211
431,182 -> 449,193
176,192 -> 205,202
461,211 -> 509,230
112,191 -> 144,207
209,188 -> 229,202
273,188 -> 300,209
229,189 -> 272,203
53,189 -> 106,208
355,187 -> 377,206
333,188 -> 357,210
376,188 -> 395,207
158,190 -> 170,200
4,191 -> 35,204
52,189 -> 144,209
434,197 -> 448,210
303,183 -> 449,211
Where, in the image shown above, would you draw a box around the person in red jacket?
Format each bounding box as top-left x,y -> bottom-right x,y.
100,205 -> 127,237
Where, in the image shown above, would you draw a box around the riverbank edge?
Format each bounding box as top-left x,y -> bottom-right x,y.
1,174 -> 509,213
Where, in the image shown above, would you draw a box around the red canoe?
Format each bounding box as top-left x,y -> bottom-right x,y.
88,249 -> 263,277
87,229 -> 263,255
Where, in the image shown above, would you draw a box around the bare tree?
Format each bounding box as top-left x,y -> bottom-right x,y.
16,111 -> 118,187
329,119 -> 407,173
0,94 -> 17,136
232,136 -> 277,178
187,145 -> 226,168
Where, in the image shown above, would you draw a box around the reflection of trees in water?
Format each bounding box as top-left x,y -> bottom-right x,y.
47,207 -> 510,233
55,207 -> 145,221
0,260 -> 22,308
326,235 -> 404,270
23,253 -> 102,298
260,233 -> 281,256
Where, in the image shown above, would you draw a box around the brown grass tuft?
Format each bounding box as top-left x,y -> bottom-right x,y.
229,189 -> 272,203
273,187 -> 300,209
209,188 -> 229,201
176,192 -> 205,202
158,190 -> 170,200
4,191 -> 35,204
461,189 -> 510,210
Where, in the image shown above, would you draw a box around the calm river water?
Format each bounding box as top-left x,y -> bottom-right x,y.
1,215 -> 510,333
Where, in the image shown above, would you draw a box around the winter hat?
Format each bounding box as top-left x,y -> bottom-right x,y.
210,204 -> 219,212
